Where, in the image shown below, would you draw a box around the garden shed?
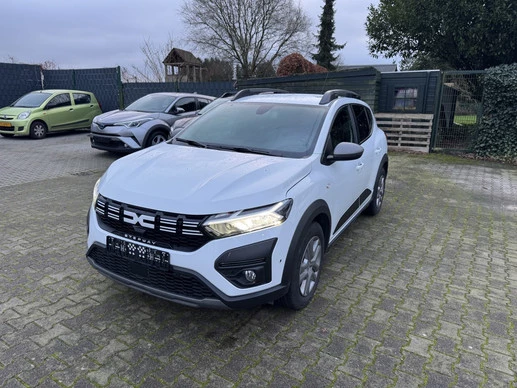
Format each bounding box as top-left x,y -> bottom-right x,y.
163,48 -> 204,83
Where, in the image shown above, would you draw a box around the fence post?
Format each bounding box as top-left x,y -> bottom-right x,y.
116,66 -> 124,109
430,71 -> 444,152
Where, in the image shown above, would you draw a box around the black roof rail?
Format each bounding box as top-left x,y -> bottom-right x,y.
319,89 -> 361,105
219,91 -> 237,98
232,88 -> 289,101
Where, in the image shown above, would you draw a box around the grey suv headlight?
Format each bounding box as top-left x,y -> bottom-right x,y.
203,199 -> 292,238
114,118 -> 153,128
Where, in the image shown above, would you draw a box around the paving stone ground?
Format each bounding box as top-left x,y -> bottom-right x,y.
0,133 -> 516,387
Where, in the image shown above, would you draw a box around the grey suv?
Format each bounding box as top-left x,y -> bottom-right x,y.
89,92 -> 214,152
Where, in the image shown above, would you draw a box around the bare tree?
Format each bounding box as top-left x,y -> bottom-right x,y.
132,34 -> 175,82
181,0 -> 312,79
40,60 -> 58,70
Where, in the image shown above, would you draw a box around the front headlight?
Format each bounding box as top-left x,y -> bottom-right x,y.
203,199 -> 292,238
17,111 -> 31,120
114,118 -> 152,128
92,177 -> 101,205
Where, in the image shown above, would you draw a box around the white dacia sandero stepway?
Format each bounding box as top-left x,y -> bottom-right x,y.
86,89 -> 388,310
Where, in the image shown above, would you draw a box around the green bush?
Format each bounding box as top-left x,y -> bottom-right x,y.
475,63 -> 517,159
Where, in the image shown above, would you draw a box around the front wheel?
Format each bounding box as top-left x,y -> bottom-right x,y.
30,121 -> 47,139
145,130 -> 168,148
365,167 -> 386,216
279,222 -> 324,310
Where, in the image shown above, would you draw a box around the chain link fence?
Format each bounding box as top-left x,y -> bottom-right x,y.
431,71 -> 485,152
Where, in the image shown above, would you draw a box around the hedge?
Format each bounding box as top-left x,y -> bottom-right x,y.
475,63 -> 517,159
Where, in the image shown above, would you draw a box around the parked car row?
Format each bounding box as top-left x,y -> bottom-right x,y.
0,90 -> 217,150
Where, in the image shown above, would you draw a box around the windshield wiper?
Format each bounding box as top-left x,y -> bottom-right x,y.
174,138 -> 208,148
214,145 -> 274,156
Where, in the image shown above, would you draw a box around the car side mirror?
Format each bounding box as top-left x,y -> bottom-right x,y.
172,107 -> 185,115
326,142 -> 364,162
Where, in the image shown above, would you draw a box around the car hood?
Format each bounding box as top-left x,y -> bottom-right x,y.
94,110 -> 159,124
99,143 -> 312,214
0,106 -> 34,116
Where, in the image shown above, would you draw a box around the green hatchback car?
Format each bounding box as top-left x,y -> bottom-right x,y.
0,89 -> 102,139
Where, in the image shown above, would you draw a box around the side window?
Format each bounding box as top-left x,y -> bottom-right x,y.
197,98 -> 211,109
326,106 -> 354,153
351,104 -> 372,143
174,97 -> 197,113
73,93 -> 91,105
46,93 -> 71,109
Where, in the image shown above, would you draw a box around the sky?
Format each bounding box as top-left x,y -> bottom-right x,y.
1,0 -> 390,71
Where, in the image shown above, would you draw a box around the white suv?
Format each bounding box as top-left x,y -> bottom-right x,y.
86,89 -> 388,310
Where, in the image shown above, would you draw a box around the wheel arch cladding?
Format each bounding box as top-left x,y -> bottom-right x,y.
281,199 -> 331,286
143,125 -> 169,145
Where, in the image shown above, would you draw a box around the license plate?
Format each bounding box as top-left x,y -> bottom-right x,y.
0,122 -> 12,127
107,236 -> 170,270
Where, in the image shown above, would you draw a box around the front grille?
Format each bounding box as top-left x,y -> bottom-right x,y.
95,195 -> 212,251
88,246 -> 217,299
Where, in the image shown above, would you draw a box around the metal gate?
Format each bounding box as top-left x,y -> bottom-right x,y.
431,71 -> 485,152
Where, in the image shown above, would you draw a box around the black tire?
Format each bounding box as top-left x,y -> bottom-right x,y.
1,133 -> 14,138
365,167 -> 386,216
280,222 -> 324,310
145,130 -> 168,148
29,121 -> 47,139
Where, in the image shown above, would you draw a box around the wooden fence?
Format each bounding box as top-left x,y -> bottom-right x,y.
375,113 -> 434,153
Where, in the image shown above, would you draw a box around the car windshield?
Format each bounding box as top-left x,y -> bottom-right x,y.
175,101 -> 327,158
197,98 -> 229,115
125,94 -> 176,113
12,92 -> 52,108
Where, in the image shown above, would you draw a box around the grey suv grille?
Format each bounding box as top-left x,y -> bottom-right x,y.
95,195 -> 212,251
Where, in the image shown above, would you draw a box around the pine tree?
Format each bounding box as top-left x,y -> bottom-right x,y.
312,0 -> 345,70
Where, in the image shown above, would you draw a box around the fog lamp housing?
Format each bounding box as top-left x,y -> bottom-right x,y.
215,239 -> 276,288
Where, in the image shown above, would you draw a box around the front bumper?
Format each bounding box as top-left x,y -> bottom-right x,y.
89,133 -> 141,152
0,120 -> 29,136
86,239 -> 286,309
86,207 -> 292,308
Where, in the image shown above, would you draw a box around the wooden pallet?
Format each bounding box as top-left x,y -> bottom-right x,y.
375,113 -> 434,153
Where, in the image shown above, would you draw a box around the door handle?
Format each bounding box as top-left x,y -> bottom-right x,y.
69,108 -> 74,111
375,147 -> 382,154
356,163 -> 364,171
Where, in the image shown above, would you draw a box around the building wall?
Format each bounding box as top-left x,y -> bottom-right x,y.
378,71 -> 441,114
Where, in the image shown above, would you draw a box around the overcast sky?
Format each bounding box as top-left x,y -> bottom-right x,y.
1,0 -> 389,71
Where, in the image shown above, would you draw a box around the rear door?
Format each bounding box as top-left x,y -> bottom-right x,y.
70,92 -> 99,129
350,104 -> 376,191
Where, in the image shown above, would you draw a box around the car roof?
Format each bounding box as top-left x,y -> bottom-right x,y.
29,89 -> 93,94
148,92 -> 215,99
234,92 -> 364,107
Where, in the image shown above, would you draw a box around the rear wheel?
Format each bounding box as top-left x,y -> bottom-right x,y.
280,222 -> 324,310
30,121 -> 47,139
145,130 -> 168,148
